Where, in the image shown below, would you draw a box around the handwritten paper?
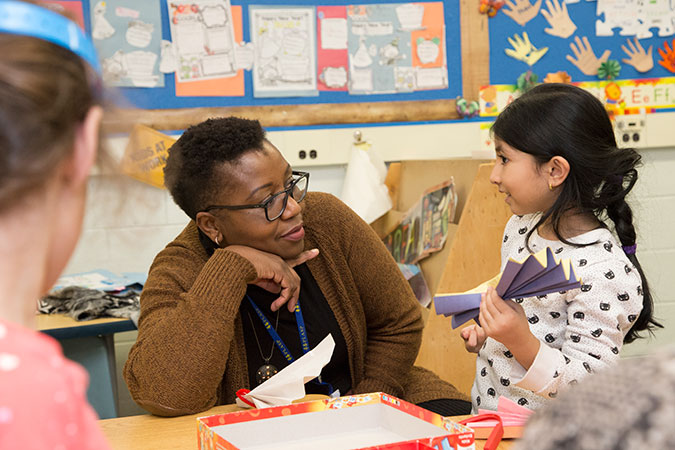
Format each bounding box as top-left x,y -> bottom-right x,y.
125,20 -> 153,48
321,18 -> 348,49
250,6 -> 318,97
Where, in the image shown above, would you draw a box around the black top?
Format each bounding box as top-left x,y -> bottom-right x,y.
199,230 -> 351,395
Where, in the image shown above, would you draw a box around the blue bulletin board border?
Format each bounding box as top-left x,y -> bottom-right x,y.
76,0 -> 462,109
489,1 -> 675,85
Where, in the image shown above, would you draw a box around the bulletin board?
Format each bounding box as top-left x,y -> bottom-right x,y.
488,1 -> 675,85
65,0 -> 472,130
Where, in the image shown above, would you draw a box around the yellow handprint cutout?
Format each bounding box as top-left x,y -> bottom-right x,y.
505,32 -> 549,66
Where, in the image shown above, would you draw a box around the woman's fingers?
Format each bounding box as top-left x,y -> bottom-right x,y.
286,248 -> 319,267
227,245 -> 305,312
269,265 -> 301,312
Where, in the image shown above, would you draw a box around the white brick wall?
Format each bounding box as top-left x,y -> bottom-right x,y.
65,127 -> 674,416
620,147 -> 675,357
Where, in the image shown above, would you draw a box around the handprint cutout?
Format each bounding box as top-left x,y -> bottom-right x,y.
505,32 -> 549,66
621,37 -> 653,73
567,36 -> 611,76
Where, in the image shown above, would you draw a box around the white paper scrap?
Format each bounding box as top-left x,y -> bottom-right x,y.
236,334 -> 335,409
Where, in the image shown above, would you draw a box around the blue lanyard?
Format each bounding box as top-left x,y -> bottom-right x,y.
246,295 -> 335,395
246,295 -> 309,363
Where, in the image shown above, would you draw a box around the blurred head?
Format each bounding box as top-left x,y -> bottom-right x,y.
490,83 -> 659,342
517,349 -> 675,450
0,1 -> 103,292
164,117 -> 309,259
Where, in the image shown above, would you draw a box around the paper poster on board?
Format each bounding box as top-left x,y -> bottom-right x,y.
317,6 -> 349,91
347,2 -> 448,95
249,5 -> 318,97
167,0 -> 238,82
174,5 -> 245,96
88,0 -> 164,87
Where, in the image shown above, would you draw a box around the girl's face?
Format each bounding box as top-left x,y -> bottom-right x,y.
490,139 -> 557,216
210,142 -> 306,260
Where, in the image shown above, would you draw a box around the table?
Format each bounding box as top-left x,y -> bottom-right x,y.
99,405 -> 514,450
38,314 -> 136,419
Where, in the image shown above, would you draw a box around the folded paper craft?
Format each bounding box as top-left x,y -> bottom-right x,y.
434,247 -> 582,328
235,334 -> 335,409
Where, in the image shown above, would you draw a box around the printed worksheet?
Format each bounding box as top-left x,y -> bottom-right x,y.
89,0 -> 164,87
249,6 -> 318,97
167,0 -> 238,82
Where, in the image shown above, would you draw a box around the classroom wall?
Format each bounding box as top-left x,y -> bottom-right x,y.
63,123 -> 675,416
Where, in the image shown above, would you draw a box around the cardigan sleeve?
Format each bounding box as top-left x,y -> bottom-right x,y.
123,240 -> 256,416
329,197 -> 424,398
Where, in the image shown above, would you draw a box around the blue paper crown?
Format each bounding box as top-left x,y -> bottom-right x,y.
0,0 -> 101,74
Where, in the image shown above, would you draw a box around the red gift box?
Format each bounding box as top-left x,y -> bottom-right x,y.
197,392 -> 475,450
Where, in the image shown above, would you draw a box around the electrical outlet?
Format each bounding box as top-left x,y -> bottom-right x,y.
614,113 -> 647,148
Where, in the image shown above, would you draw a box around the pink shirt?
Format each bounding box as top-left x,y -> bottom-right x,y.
0,319 -> 111,449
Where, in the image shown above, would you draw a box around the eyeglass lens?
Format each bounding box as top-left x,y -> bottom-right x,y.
266,175 -> 308,220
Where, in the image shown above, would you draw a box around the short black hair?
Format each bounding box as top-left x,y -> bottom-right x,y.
164,117 -> 266,219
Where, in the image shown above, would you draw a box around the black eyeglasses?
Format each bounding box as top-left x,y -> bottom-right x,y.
202,171 -> 309,222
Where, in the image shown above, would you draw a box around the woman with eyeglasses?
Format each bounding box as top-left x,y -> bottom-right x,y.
124,117 -> 469,417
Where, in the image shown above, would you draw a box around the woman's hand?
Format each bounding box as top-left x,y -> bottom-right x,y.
226,245 -> 319,312
479,286 -> 540,369
461,324 -> 487,353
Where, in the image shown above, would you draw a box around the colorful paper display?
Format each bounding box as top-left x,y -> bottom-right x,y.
166,0 -> 238,83
174,5 -> 244,97
75,1 -> 456,99
89,0 -> 164,87
346,2 -> 448,94
434,247 -> 582,329
479,77 -> 675,117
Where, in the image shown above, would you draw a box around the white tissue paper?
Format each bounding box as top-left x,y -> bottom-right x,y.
340,143 -> 392,224
235,334 -> 336,409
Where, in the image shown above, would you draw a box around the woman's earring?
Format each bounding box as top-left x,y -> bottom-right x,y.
548,181 -> 554,191
214,235 -> 220,246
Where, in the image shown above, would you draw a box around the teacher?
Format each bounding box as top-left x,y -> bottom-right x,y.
124,117 -> 469,417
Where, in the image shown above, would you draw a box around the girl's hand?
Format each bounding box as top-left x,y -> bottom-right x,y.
461,324 -> 487,353
479,286 -> 540,369
226,245 -> 319,312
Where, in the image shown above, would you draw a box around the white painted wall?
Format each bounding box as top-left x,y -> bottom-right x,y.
65,121 -> 674,415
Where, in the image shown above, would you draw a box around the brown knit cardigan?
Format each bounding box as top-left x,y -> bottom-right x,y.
124,192 -> 466,416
